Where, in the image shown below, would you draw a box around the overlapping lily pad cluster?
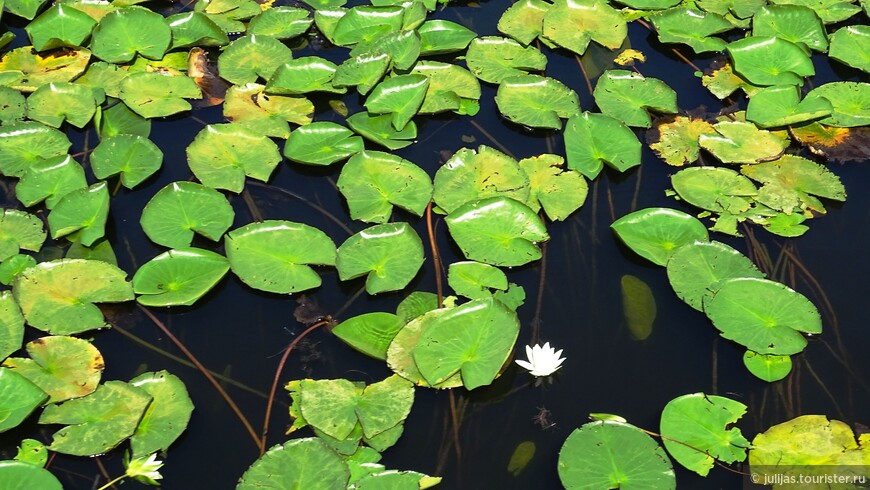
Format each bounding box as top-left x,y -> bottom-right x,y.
0,0 -> 867,484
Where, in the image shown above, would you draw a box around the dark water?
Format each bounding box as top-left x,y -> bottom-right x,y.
2,1 -> 869,489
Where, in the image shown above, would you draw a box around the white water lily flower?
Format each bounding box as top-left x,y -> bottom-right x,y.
515,342 -> 565,377
126,453 -> 164,485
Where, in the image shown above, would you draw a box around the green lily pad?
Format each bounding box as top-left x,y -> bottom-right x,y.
335,223 -> 424,294
364,74 -> 429,131
0,255 -> 37,286
337,151 -> 432,223
445,197 -> 548,267
333,52 -> 390,95
386,307 -> 463,389
542,0 -> 627,55
13,439 -> 48,467
90,7 -> 171,63
0,87 -> 26,124
743,351 -> 792,381
140,181 -> 235,249
223,83 -> 313,138
465,36 -> 547,84
186,123 -> 282,193
699,121 -> 788,163
742,154 -> 846,211
750,415 -> 870,467
40,380 -> 151,456
696,0 -> 767,20
265,57 -> 344,95
412,298 -> 518,390
447,261 -> 508,300
4,0 -> 49,19
0,461 -> 62,490
90,134 -> 162,188
660,393 -> 750,476
563,112 -> 642,179
752,5 -> 828,52
133,248 -> 230,307
248,6 -> 311,39
666,240 -> 764,311
333,312 -> 404,360
670,166 -> 757,214
198,0 -> 261,34
409,61 -> 481,115
166,12 -> 229,49
746,85 -> 833,128
768,0 -> 860,23
350,30 -> 421,72
433,146 -> 529,214
237,438 -> 350,490
0,46 -> 91,92
16,155 -> 86,209
26,4 -> 97,51
558,421 -> 676,489
47,182 -> 109,247
74,62 -> 128,99
65,238 -> 117,266
651,8 -> 732,54
418,20 -> 476,55
225,220 -> 336,294
497,0 -> 549,45
118,71 -> 202,118
217,34 -> 293,85
829,25 -> 870,73
331,5 -> 404,46
283,122 -> 363,165
727,36 -> 814,86
2,335 -> 102,403
0,291 -> 24,358
611,207 -> 709,266
593,70 -> 677,128
704,277 -> 822,355
519,154 -> 588,221
0,121 -> 70,178
0,210 -> 45,262
346,112 -> 416,150
129,370 -> 194,457
804,81 -> 870,127
0,367 -> 47,433
495,74 -> 580,129
96,100 -> 150,138
395,291 -> 439,323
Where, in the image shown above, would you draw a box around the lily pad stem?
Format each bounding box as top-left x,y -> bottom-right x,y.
426,202 -> 444,308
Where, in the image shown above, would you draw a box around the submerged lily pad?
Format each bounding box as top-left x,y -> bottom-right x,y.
337,151 -> 432,223
563,112 -> 642,179
225,221 -> 336,294
187,123 -> 282,193
495,74 -> 580,129
129,370 -> 194,458
238,438 -> 349,490
593,70 -> 677,128
133,248 -> 230,307
445,197 -> 548,267
140,181 -> 235,249
621,275 -> 656,341
2,335 -> 102,403
433,146 -> 529,214
611,208 -> 709,266
336,223 -> 424,294
558,421 -> 676,489
660,393 -> 750,476
666,240 -> 764,311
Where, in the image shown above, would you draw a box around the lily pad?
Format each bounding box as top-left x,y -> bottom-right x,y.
0,46 -> 91,92
0,121 -> 70,178
395,291 -> 439,323
745,85 -> 833,128
0,210 -> 45,262
46,181 -> 109,247
133,248 -> 230,307
0,367 -> 47,433
2,335 -> 102,403
518,154 -> 588,221
335,223 -> 424,294
651,8 -> 732,54
386,307 -> 463,389
26,4 -> 97,51
248,7 -> 311,39
0,87 -> 25,124
433,146 -> 529,214
751,5 -> 827,52
364,74 -> 429,131
804,81 -> 870,127
96,101 -> 150,138
90,7 -> 171,63
217,34 -> 293,85
699,121 -> 788,163
0,461 -> 62,489
542,0 -> 627,55
238,438 -> 350,490
333,312 -> 404,360
331,5 -> 404,46
40,380 -> 151,456
495,74 -> 580,129
225,220 -> 336,294
704,277 -> 822,355
621,275 -> 656,341
593,70 -> 678,128
266,57 -> 344,95
563,112 -> 642,179
418,20 -> 476,55
166,12 -> 229,49
4,0 -> 49,19
15,155 -> 86,209
346,112 -> 416,150
445,197 -> 548,267
558,421 -> 676,489
497,0 -> 549,45
670,166 -> 757,214
0,292 -> 24,359
611,207 -> 709,266
465,36 -> 547,84
768,0 -> 861,23
702,62 -> 763,99
742,154 -> 846,210
659,393 -> 750,476
650,116 -> 717,166
412,298 -> 518,389
186,123 -> 282,193
90,134 -> 162,188
727,36 -> 814,86
283,122 -> 363,165
666,241 -> 764,311
74,62 -> 127,99
140,181 -> 235,249
829,25 -> 870,73
333,52 -> 390,95
742,351 -> 792,381
447,261 -> 508,300
223,83 -> 313,138
337,151 -> 432,223
350,30 -> 421,72
409,61 -> 481,115
118,71 -> 202,118
750,415 -> 870,467
129,370 -> 194,457
65,238 -> 117,266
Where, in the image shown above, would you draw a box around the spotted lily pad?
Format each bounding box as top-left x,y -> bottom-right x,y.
0,367 -> 48,433
237,438 -> 350,490
650,116 -> 717,166
0,46 -> 91,92
519,154 -> 587,221
804,81 -> 870,128
433,146 -> 529,214
223,83 -> 313,138
699,121 -> 788,163
2,335 -> 103,403
750,415 -> 870,467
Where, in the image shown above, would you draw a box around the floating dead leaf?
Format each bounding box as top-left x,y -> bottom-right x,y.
790,122 -> 870,164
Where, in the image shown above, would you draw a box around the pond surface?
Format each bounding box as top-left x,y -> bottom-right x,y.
1,0 -> 869,488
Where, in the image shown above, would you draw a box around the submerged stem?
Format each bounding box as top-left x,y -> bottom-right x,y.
426,202 -> 444,308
